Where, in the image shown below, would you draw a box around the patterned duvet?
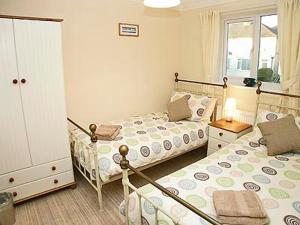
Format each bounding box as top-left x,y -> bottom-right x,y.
119,129 -> 300,225
69,112 -> 209,182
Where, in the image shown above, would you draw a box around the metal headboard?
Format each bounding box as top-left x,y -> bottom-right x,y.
255,81 -> 300,120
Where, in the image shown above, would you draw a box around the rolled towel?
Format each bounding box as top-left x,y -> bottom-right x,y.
213,190 -> 269,225
95,125 -> 121,138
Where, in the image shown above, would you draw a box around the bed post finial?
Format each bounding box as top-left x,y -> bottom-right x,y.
89,124 -> 98,143
175,73 -> 179,82
119,145 -> 129,169
256,81 -> 262,94
223,77 -> 228,88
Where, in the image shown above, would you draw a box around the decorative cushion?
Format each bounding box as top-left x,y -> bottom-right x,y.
257,114 -> 300,156
250,111 -> 300,146
167,95 -> 192,122
171,91 -> 211,122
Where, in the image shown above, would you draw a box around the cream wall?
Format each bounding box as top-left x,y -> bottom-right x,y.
0,0 -> 181,127
178,0 -> 277,113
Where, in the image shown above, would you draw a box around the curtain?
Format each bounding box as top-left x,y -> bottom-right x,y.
278,0 -> 300,97
199,10 -> 221,82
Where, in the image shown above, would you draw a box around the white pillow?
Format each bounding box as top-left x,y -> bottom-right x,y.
202,98 -> 218,122
255,110 -> 285,125
171,91 -> 211,122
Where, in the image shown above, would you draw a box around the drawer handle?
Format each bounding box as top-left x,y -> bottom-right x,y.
218,144 -> 222,149
9,177 -> 14,183
12,192 -> 17,197
52,166 -> 56,171
219,132 -> 223,137
54,179 -> 58,184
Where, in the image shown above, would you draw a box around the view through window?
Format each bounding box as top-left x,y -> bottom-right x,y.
224,14 -> 279,83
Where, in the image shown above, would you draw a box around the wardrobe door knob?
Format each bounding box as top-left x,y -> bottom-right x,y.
52,166 -> 56,171
54,179 -> 58,184
12,79 -> 18,84
12,192 -> 18,197
21,78 -> 26,84
9,177 -> 14,183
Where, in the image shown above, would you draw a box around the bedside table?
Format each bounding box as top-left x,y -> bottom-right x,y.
207,119 -> 252,156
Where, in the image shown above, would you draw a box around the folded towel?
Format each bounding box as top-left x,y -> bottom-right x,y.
96,127 -> 120,141
95,125 -> 121,138
213,190 -> 268,225
218,215 -> 269,225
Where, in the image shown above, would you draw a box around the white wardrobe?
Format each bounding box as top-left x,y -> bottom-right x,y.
0,16 -> 75,202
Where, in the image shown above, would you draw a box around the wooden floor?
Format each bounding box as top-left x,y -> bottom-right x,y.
15,148 -> 206,225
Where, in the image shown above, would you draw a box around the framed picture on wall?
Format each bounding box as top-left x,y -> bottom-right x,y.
119,23 -> 139,37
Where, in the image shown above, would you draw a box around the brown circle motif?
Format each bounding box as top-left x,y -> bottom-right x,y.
113,153 -> 122,164
163,140 -> 172,150
262,166 -> 277,175
194,172 -> 209,181
235,150 -> 248,155
140,146 -> 150,157
183,134 -> 190,144
218,162 -> 231,168
243,182 -> 261,192
162,187 -> 179,197
197,108 -> 205,117
284,215 -> 300,225
198,129 -> 204,139
266,113 -> 278,121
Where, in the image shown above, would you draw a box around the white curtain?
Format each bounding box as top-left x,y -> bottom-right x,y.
199,10 -> 221,82
278,0 -> 300,96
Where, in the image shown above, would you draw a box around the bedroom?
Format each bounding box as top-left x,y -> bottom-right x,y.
0,0 -> 299,225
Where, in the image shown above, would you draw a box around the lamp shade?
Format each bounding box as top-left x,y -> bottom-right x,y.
224,98 -> 236,122
144,0 -> 181,8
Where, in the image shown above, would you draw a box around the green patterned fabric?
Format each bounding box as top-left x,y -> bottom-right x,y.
119,131 -> 300,225
69,112 -> 208,182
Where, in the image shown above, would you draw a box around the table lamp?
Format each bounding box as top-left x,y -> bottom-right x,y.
224,98 -> 236,122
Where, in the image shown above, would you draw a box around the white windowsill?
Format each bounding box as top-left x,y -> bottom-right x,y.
224,76 -> 282,93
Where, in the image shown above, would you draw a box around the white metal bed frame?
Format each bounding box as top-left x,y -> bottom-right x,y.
67,73 -> 228,210
118,81 -> 300,225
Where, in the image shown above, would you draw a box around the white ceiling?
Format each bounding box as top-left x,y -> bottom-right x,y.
131,0 -> 246,11
131,0 -> 277,11
177,0 -> 242,10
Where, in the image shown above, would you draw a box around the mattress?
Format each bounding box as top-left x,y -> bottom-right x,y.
119,129 -> 300,225
69,112 -> 209,182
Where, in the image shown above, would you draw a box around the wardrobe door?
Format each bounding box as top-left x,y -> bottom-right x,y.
13,19 -> 69,165
0,19 -> 32,174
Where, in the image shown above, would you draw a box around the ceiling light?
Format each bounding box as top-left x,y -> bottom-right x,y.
144,0 -> 181,8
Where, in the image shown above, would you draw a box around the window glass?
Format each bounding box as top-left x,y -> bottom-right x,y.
257,15 -> 280,83
226,21 -> 253,77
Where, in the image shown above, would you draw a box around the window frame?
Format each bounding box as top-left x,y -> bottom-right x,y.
221,9 -> 281,91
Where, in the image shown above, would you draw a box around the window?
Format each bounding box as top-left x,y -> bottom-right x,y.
223,13 -> 280,84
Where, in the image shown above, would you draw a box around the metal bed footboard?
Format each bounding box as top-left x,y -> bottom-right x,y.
118,145 -> 222,225
67,118 -> 104,211
66,73 -> 228,211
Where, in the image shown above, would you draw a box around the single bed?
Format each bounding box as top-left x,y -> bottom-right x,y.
118,82 -> 300,225
69,112 -> 209,183
67,73 -> 228,210
119,130 -> 300,225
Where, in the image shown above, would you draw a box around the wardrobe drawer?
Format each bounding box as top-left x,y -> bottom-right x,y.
0,158 -> 72,191
5,170 -> 74,203
209,126 -> 237,142
208,137 -> 229,151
